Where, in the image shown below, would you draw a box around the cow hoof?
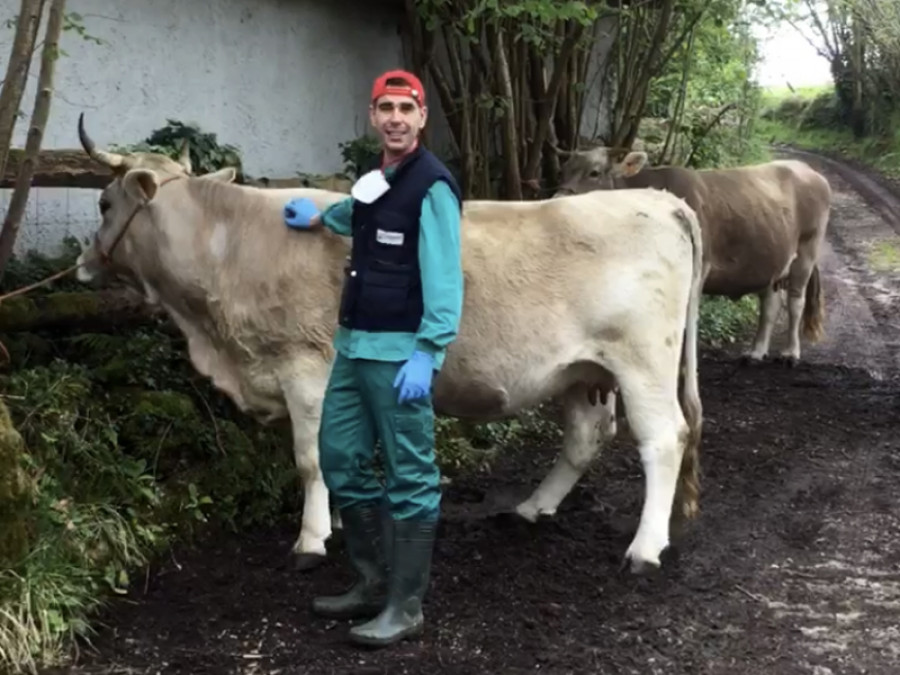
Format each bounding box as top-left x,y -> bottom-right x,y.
514,501 -> 556,523
292,551 -> 327,572
776,354 -> 798,368
620,555 -> 661,576
739,353 -> 767,367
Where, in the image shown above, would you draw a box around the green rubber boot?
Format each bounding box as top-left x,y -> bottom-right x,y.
312,504 -> 392,620
348,518 -> 437,648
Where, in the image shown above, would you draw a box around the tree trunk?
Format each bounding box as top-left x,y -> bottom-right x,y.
0,0 -> 66,280
487,23 -> 522,200
660,27 -> 695,165
521,21 -> 585,196
0,0 -> 46,178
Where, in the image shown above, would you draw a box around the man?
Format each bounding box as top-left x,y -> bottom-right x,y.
281,69 -> 464,648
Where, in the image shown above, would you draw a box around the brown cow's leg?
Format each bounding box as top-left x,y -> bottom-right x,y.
743,285 -> 782,362
778,249 -> 819,365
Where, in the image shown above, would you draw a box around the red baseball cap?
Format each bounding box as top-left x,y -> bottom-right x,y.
371,69 -> 426,107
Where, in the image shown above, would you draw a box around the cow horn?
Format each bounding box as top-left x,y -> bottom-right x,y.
551,144 -> 575,157
177,137 -> 192,173
78,112 -> 126,169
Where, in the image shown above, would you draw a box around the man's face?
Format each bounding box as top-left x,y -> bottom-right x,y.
369,94 -> 427,155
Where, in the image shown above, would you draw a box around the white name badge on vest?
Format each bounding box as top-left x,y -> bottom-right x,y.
376,229 -> 404,246
351,169 -> 391,204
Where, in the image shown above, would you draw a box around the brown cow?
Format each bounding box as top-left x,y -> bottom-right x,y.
554,146 -> 832,365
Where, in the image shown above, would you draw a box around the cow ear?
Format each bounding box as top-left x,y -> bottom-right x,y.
619,151 -> 647,177
122,168 -> 159,202
199,167 -> 237,183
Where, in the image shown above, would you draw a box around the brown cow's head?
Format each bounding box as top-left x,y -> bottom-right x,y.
553,144 -> 648,197
75,113 -> 235,289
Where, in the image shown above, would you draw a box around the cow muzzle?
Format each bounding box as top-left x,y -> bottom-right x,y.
75,242 -> 104,283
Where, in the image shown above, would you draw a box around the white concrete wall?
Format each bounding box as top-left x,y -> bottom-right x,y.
0,0 -> 407,256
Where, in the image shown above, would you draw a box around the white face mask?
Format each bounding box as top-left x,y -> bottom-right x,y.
351,169 -> 391,204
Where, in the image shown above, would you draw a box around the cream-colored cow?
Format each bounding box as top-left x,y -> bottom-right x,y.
75,114 -> 705,574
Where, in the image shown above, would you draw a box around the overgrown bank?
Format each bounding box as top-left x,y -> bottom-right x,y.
757,85 -> 900,180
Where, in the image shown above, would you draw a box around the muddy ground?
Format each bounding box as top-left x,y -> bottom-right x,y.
44,150 -> 900,675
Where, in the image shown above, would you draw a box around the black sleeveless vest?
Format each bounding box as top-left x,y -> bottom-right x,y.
338,145 -> 462,333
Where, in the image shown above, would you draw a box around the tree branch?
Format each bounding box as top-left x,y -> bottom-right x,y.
522,20 -> 585,187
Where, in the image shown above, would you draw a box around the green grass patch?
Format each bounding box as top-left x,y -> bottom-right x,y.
868,240 -> 900,272
759,83 -> 833,108
698,295 -> 759,348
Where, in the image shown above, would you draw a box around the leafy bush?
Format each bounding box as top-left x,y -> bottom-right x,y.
799,91 -> 842,131
764,94 -> 810,124
111,119 -> 243,176
0,329 -> 302,672
338,134 -> 381,178
698,295 -> 759,347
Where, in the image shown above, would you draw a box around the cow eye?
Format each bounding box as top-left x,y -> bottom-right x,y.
98,199 -> 111,214
589,170 -> 600,178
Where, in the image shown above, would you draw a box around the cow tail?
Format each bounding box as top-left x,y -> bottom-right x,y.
801,264 -> 826,343
673,203 -> 704,521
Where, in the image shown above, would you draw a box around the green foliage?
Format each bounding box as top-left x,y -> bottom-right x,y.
61,11 -> 104,47
111,119 -> 243,176
760,87 -> 842,131
0,335 -> 301,671
0,362 -> 165,672
797,91 -> 842,131
0,237 -> 84,296
450,0 -> 600,47
435,407 -> 562,476
0,240 -> 301,673
698,295 -> 759,347
757,84 -> 900,178
337,134 -> 381,179
760,0 -> 900,138
643,0 -> 766,169
406,0 -> 611,197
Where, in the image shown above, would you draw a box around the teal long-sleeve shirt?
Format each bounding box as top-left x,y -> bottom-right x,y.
319,176 -> 464,371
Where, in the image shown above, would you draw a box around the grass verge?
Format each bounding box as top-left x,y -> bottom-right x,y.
757,84 -> 900,179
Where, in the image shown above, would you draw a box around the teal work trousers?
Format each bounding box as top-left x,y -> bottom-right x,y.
318,352 -> 441,521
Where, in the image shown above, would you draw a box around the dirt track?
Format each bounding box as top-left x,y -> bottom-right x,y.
43,149 -> 900,675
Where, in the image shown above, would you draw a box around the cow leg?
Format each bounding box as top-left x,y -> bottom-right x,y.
743,285 -> 782,362
615,371 -> 687,574
282,378 -> 333,571
516,384 -> 616,522
777,256 -> 815,364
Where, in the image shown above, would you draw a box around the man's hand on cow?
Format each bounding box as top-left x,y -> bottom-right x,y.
393,350 -> 434,404
284,197 -> 321,229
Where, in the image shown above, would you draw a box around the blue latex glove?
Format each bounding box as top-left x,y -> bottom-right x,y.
284,197 -> 320,229
393,350 -> 434,404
